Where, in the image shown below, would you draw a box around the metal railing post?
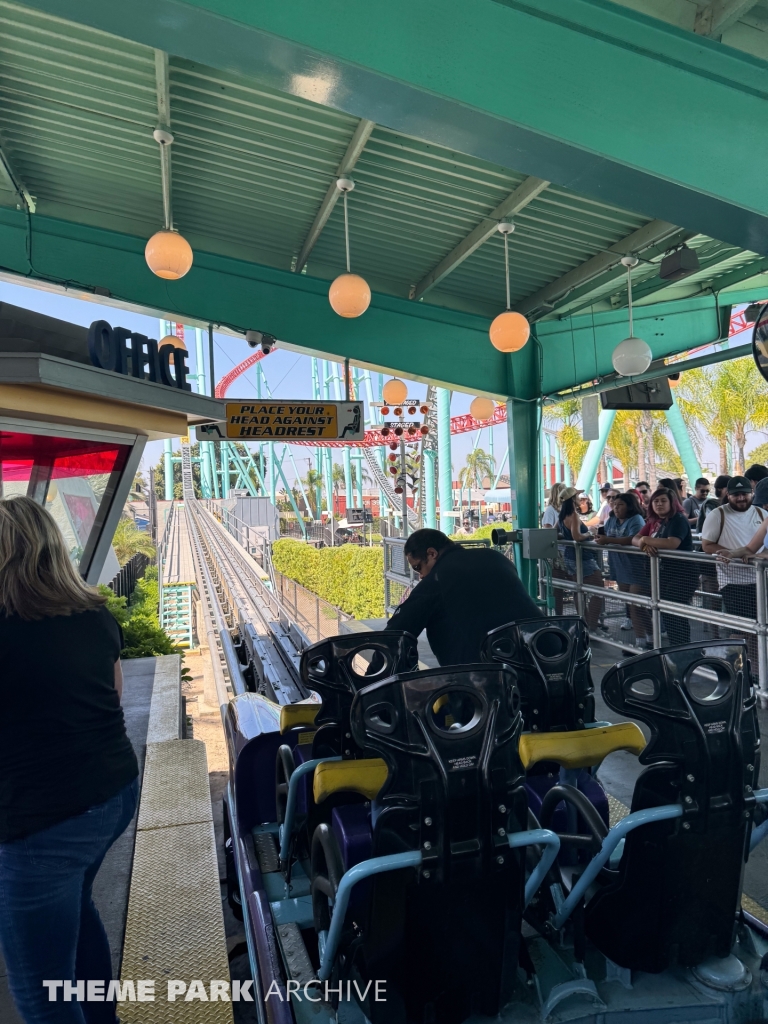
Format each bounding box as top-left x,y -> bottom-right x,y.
650,556 -> 661,648
756,563 -> 768,700
574,543 -> 584,620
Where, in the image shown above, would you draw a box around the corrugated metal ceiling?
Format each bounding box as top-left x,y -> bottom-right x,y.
0,0 -> 763,322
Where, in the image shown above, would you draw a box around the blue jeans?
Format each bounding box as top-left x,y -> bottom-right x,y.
0,778 -> 139,1024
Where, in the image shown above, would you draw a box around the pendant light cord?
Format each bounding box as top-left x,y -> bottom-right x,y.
504,232 -> 511,310
344,190 -> 351,273
627,263 -> 633,337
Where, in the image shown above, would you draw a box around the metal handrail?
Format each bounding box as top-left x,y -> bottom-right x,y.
542,538 -> 768,698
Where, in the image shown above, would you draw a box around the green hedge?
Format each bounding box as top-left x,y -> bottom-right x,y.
101,566 -> 180,660
272,539 -> 385,620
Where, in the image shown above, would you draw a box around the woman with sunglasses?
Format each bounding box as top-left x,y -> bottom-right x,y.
632,486 -> 695,645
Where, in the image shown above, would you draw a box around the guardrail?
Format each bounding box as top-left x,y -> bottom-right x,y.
543,539 -> 768,697
108,551 -> 152,599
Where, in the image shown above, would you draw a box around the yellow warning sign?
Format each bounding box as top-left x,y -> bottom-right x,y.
196,401 -> 364,441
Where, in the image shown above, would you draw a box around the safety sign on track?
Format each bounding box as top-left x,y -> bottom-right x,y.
196,401 -> 364,441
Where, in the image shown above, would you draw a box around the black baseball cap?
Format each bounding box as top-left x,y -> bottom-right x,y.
727,476 -> 752,494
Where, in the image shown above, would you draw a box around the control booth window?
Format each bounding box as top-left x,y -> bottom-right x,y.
0,430 -> 131,575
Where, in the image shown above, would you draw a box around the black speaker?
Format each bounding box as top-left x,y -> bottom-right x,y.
600,378 -> 673,410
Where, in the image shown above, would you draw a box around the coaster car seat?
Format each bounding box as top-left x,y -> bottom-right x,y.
312,665 -> 529,1024
482,617 -> 610,832
482,616 -> 595,732
274,632 -> 419,869
584,640 -> 761,972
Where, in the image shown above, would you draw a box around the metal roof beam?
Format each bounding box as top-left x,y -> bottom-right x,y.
695,0 -> 761,37
294,118 -> 375,273
411,176 -> 549,301
514,219 -> 685,319
0,138 -> 35,213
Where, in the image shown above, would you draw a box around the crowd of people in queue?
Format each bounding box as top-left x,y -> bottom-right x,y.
541,466 -> 768,652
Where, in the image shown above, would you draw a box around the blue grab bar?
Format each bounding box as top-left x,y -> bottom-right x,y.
317,827 -> 560,980
317,851 -> 422,981
551,803 -> 683,930
749,788 -> 768,852
508,828 -> 561,907
279,756 -> 341,864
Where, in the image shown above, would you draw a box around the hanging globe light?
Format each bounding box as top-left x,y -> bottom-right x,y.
159,331 -> 187,367
329,178 -> 371,318
145,129 -> 193,279
612,336 -> 653,376
611,256 -> 651,376
382,378 -> 408,405
490,221 -> 530,353
329,273 -> 371,318
145,229 -> 193,280
470,396 -> 495,421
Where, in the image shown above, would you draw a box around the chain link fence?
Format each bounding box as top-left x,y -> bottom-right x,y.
542,540 -> 768,696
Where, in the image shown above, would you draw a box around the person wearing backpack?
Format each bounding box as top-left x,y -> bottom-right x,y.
701,477 -> 766,661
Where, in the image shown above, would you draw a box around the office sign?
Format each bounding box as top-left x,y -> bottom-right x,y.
88,320 -> 191,390
196,401 -> 364,441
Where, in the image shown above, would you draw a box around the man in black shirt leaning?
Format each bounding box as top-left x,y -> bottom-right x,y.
384,528 -> 542,665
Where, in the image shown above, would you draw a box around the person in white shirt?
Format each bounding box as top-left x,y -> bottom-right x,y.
701,476 -> 766,662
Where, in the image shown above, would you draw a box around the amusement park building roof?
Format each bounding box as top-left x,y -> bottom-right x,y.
0,0 -> 767,399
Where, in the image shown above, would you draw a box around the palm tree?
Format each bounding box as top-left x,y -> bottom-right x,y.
605,410 -> 682,488
544,398 -> 589,480
676,358 -> 768,475
302,468 -> 323,517
459,449 -> 495,522
113,516 -> 155,565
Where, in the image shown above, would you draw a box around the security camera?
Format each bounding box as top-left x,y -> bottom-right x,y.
246,330 -> 276,355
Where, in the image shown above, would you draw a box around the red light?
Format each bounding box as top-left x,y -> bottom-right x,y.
394,407 -> 403,416
420,404 -> 429,414
408,406 -> 416,415
381,427 -> 390,437
389,443 -> 398,451
389,466 -> 398,475
381,406 -> 390,415
407,427 -> 416,435
394,426 -> 403,436
420,425 -> 429,435
394,486 -> 404,494
388,453 -> 397,462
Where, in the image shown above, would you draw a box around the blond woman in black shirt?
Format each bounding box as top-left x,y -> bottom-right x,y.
0,496 -> 139,1024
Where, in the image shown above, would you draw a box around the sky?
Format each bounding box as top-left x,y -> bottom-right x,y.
0,278 -> 497,487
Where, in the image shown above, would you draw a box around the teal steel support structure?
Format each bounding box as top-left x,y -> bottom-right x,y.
505,398 -> 540,596
665,394 -> 702,486
437,388 -> 452,534
576,410 -> 617,495
424,449 -> 437,529
163,438 -> 174,500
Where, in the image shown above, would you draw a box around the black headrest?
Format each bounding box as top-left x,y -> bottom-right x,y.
350,665 -> 526,874
481,616 -> 594,731
300,630 -> 419,695
601,641 -> 760,822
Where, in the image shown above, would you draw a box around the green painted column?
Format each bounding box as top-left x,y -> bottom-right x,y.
665,394 -> 702,486
575,410 -> 617,494
437,388 -> 452,534
424,448 -> 437,529
505,398 -> 540,595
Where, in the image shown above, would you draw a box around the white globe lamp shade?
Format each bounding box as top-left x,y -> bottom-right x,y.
612,336 -> 652,377
382,378 -> 408,405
